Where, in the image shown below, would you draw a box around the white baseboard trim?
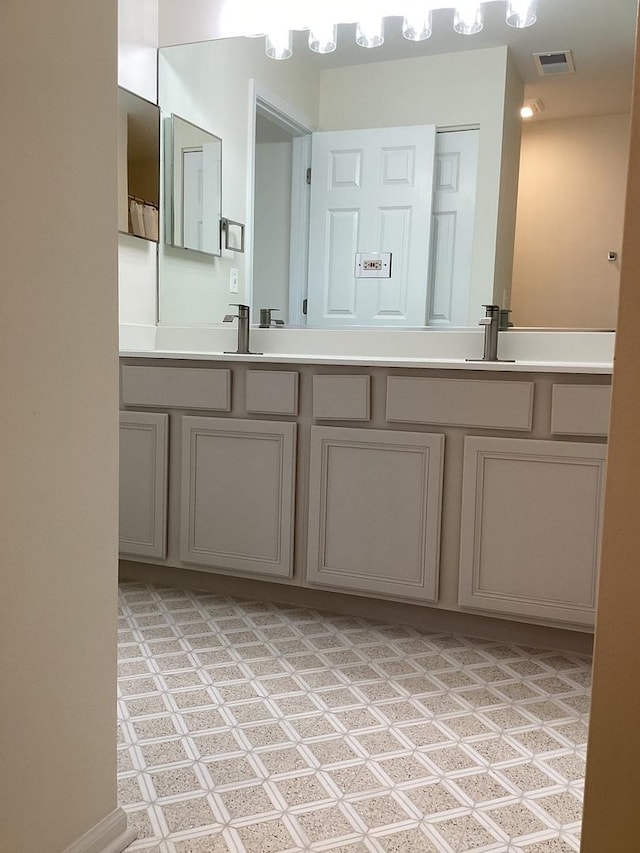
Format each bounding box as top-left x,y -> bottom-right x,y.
63,807 -> 136,853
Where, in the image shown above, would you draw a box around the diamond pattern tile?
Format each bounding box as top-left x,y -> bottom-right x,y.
118,583 -> 590,852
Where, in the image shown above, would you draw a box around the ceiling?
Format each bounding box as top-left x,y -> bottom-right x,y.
163,0 -> 638,121
299,0 -> 638,119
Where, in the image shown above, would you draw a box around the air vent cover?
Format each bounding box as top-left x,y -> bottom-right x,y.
533,50 -> 575,76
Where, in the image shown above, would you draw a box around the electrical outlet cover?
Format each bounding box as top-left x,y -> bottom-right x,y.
354,252 -> 392,279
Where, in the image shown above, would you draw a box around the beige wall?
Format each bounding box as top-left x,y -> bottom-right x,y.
581,29 -> 640,850
511,113 -> 630,329
0,2 -> 120,852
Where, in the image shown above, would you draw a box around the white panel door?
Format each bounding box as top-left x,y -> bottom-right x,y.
428,129 -> 479,326
307,125 -> 436,327
182,149 -> 204,251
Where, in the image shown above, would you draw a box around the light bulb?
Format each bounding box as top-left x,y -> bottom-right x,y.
520,98 -> 544,118
309,23 -> 338,53
453,3 -> 484,35
356,18 -> 384,49
506,0 -> 537,28
403,11 -> 433,41
265,29 -> 292,60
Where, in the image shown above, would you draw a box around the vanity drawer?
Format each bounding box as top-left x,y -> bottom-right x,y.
121,365 -> 231,410
551,384 -> 611,436
386,376 -> 534,430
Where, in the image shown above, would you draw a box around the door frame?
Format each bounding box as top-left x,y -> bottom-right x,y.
246,80 -> 314,322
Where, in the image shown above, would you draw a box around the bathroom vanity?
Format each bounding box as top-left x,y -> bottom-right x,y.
119,328 -> 612,637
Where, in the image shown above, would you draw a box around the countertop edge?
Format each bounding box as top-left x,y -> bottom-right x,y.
119,350 -> 613,374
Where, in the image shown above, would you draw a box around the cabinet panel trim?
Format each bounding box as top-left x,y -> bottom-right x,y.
459,436 -> 607,626
119,411 -> 168,559
307,426 -> 444,601
180,417 -> 296,577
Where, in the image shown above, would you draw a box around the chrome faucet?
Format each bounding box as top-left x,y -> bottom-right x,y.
466,304 -> 514,363
258,308 -> 285,328
480,304 -> 501,361
223,304 -> 261,355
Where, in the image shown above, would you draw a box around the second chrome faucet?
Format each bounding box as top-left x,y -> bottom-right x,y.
466,304 -> 514,363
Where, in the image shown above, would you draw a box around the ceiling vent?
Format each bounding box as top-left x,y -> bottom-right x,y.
533,50 -> 575,77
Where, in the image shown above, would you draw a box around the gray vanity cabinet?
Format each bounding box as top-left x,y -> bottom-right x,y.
306,426 -> 445,602
458,436 -> 607,626
179,417 -> 297,577
119,411 -> 169,559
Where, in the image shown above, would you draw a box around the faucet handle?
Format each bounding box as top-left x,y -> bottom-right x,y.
258,308 -> 284,328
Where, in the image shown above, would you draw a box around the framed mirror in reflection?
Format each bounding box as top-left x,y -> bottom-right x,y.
164,114 -> 222,256
158,0 -> 635,330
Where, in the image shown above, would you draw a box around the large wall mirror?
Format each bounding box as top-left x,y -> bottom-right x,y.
118,87 -> 160,242
158,0 -> 634,330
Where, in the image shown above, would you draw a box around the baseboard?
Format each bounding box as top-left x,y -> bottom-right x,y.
63,807 -> 136,853
120,560 -> 594,656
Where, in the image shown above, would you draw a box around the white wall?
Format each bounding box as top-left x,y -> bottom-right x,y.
511,113 -> 630,328
253,141 -> 293,321
319,46 -> 523,318
0,2 -> 121,852
158,37 -> 320,325
159,0 -> 225,46
118,0 -> 159,329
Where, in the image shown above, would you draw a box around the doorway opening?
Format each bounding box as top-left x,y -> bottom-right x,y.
248,85 -> 313,326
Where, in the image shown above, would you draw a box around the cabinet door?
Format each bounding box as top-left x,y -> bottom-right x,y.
459,436 -> 607,626
306,427 -> 444,602
119,411 -> 168,559
180,417 -> 296,577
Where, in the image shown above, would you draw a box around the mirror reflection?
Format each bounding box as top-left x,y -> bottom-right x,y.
164,115 -> 223,256
158,1 -> 634,329
118,87 -> 160,242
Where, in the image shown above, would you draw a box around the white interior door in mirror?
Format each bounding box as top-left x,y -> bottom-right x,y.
182,149 -> 204,251
182,142 -> 222,254
307,125 -> 436,327
429,129 -> 479,326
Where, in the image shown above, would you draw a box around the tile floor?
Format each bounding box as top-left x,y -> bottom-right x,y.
117,583 -> 591,853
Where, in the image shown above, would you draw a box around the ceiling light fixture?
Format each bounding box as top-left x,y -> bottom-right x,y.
520,97 -> 544,118
506,0 -> 537,29
356,16 -> 385,49
453,2 -> 484,35
309,22 -> 338,53
221,1 -> 539,61
403,10 -> 433,42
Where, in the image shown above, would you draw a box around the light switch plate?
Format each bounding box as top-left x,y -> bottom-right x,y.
355,252 -> 392,279
229,268 -> 239,293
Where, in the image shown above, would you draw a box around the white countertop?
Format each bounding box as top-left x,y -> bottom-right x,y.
119,348 -> 612,374
119,325 -> 614,374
